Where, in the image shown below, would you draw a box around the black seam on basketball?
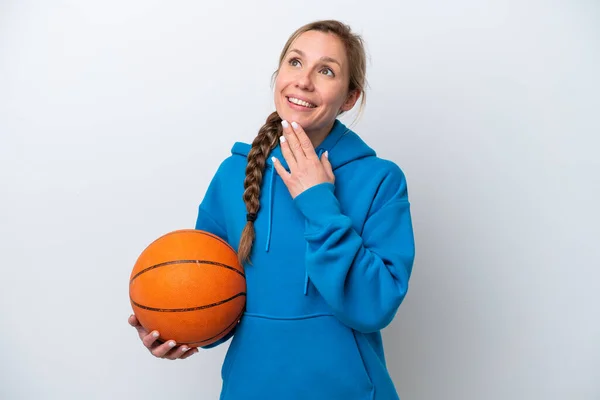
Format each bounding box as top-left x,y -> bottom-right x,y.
130,259 -> 245,284
176,309 -> 245,345
154,308 -> 241,346
160,229 -> 238,254
130,292 -> 246,312
191,230 -> 237,254
141,229 -> 238,260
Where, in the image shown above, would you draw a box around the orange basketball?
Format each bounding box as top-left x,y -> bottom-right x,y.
129,229 -> 246,348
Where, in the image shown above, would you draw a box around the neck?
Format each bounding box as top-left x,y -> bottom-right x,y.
305,120 -> 335,149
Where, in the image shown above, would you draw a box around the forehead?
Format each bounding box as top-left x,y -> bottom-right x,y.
289,30 -> 347,64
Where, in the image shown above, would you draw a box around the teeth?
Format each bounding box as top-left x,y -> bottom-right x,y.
288,97 -> 315,108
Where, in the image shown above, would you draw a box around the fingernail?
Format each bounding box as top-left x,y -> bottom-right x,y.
324,151 -> 329,158
181,346 -> 189,352
271,156 -> 277,163
291,121 -> 298,129
169,341 -> 176,347
152,331 -> 159,338
279,135 -> 286,142
281,120 -> 289,128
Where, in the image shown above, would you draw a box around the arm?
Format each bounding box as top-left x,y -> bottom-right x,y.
193,164 -> 238,349
293,166 -> 415,333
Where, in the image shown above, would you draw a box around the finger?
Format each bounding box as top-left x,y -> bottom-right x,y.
129,315 -> 151,341
281,120 -> 305,162
142,330 -> 161,348
321,151 -> 334,181
163,344 -> 192,360
278,134 -> 297,171
271,156 -> 291,182
128,314 -> 139,327
290,121 -> 318,160
179,347 -> 199,360
170,345 -> 192,360
151,339 -> 178,358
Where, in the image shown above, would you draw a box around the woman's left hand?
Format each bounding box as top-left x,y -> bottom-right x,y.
272,120 -> 335,199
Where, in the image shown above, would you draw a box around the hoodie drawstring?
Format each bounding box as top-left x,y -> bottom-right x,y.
264,149 -> 326,294
265,162 -> 275,252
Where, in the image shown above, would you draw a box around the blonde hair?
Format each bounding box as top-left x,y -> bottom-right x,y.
238,20 -> 368,265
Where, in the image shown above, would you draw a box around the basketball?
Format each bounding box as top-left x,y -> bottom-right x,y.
129,229 -> 246,348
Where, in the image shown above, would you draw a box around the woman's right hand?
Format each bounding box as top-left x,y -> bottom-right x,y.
128,314 -> 199,360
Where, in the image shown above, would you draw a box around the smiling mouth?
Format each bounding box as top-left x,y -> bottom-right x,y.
286,96 -> 317,108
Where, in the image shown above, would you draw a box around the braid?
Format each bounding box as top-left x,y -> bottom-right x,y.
238,111 -> 282,265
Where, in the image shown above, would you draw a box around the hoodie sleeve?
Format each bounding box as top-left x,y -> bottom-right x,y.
293,163 -> 415,333
193,164 -> 238,349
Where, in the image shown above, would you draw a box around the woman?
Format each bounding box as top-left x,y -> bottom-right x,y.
129,19 -> 415,400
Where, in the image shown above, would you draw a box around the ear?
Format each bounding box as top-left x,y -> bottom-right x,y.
340,89 -> 361,112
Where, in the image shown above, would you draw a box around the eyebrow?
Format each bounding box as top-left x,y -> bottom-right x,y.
289,49 -> 341,68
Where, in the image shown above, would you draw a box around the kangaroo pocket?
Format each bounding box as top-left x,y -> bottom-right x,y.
220,314 -> 374,400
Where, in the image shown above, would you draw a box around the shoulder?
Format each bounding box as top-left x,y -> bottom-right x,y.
347,155 -> 410,213
362,156 -> 406,181
333,127 -> 407,188
211,141 -> 251,177
349,149 -> 408,192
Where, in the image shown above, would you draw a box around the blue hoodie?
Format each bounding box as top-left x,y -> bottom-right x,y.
195,119 -> 415,400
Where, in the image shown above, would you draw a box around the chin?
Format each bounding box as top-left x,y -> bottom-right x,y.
276,100 -> 313,125
277,108 -> 309,124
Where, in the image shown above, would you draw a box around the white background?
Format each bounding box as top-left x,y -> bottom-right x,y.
1,1 -> 598,399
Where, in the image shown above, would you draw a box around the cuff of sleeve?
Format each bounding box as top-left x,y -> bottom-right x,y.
293,182 -> 340,226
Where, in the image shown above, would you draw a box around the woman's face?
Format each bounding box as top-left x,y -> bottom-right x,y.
274,30 -> 360,139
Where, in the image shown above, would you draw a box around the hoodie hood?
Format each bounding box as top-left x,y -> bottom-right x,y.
229,119 -> 376,282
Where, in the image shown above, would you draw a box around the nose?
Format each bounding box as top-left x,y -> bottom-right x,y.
295,70 -> 314,91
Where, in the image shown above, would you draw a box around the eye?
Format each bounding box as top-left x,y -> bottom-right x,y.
288,57 -> 301,67
320,67 -> 335,77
